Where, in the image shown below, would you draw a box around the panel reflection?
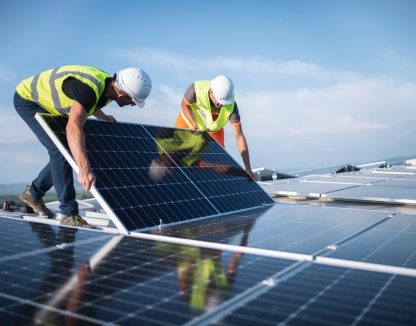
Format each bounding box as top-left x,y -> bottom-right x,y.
1,221 -> 291,325
153,219 -> 255,312
147,127 -> 249,183
152,204 -> 391,255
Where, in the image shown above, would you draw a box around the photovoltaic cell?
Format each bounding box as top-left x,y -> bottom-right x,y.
1,202 -> 416,325
143,125 -> 273,213
4,115 -> 416,325
36,114 -> 273,232
327,213 -> 416,268
216,264 -> 416,326
0,216 -> 106,259
150,204 -> 391,255
68,117 -> 218,230
262,169 -> 416,206
0,218 -> 295,325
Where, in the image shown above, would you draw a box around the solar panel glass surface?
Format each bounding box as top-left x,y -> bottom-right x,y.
216,264 -> 416,325
36,114 -> 273,231
148,204 -> 391,255
0,218 -> 295,325
327,213 -> 416,268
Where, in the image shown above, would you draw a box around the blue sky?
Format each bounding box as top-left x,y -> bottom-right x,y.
0,0 -> 415,183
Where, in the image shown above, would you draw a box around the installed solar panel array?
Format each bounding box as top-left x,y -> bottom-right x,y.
1,205 -> 416,324
262,167 -> 416,205
35,114 -> 273,232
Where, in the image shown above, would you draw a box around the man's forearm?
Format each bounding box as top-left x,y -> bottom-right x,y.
66,101 -> 96,190
236,134 -> 255,179
237,135 -> 251,168
241,150 -> 251,170
66,123 -> 90,171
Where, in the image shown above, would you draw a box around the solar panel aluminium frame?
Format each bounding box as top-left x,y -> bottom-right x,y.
35,113 -> 273,234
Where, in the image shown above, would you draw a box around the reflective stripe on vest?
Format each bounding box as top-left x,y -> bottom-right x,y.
16,65 -> 109,116
189,80 -> 235,132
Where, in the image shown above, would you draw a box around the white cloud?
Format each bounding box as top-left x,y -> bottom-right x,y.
236,78 -> 416,142
112,48 -> 361,82
1,52 -> 415,180
103,73 -> 410,146
0,110 -> 35,143
100,92 -> 178,128
159,84 -> 182,105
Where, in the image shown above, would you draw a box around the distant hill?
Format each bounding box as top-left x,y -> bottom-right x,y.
0,183 -> 33,196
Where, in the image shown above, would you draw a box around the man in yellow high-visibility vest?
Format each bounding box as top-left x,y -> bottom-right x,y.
14,65 -> 152,227
174,75 -> 254,179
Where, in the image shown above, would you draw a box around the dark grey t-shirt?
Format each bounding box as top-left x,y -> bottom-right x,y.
62,77 -> 110,114
184,83 -> 241,124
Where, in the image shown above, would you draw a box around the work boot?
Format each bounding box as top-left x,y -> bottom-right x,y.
19,186 -> 54,219
60,214 -> 94,229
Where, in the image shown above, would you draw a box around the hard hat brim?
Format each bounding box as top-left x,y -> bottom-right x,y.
217,97 -> 233,105
213,93 -> 234,106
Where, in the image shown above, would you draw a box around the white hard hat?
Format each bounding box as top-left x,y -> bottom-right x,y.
210,75 -> 234,105
148,159 -> 172,182
116,67 -> 152,107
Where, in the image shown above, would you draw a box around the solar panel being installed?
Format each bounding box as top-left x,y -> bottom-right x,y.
35,114 -> 273,232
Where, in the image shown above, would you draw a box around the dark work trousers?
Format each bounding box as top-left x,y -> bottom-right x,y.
14,92 -> 78,216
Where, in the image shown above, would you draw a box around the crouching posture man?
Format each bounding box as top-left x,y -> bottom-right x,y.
15,65 -> 152,227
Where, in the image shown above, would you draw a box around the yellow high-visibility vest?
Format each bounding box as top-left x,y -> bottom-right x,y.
16,65 -> 111,116
181,80 -> 235,131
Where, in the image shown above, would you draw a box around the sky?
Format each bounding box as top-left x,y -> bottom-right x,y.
0,0 -> 415,183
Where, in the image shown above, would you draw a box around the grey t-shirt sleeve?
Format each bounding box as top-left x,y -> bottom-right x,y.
229,102 -> 240,124
183,83 -> 196,103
